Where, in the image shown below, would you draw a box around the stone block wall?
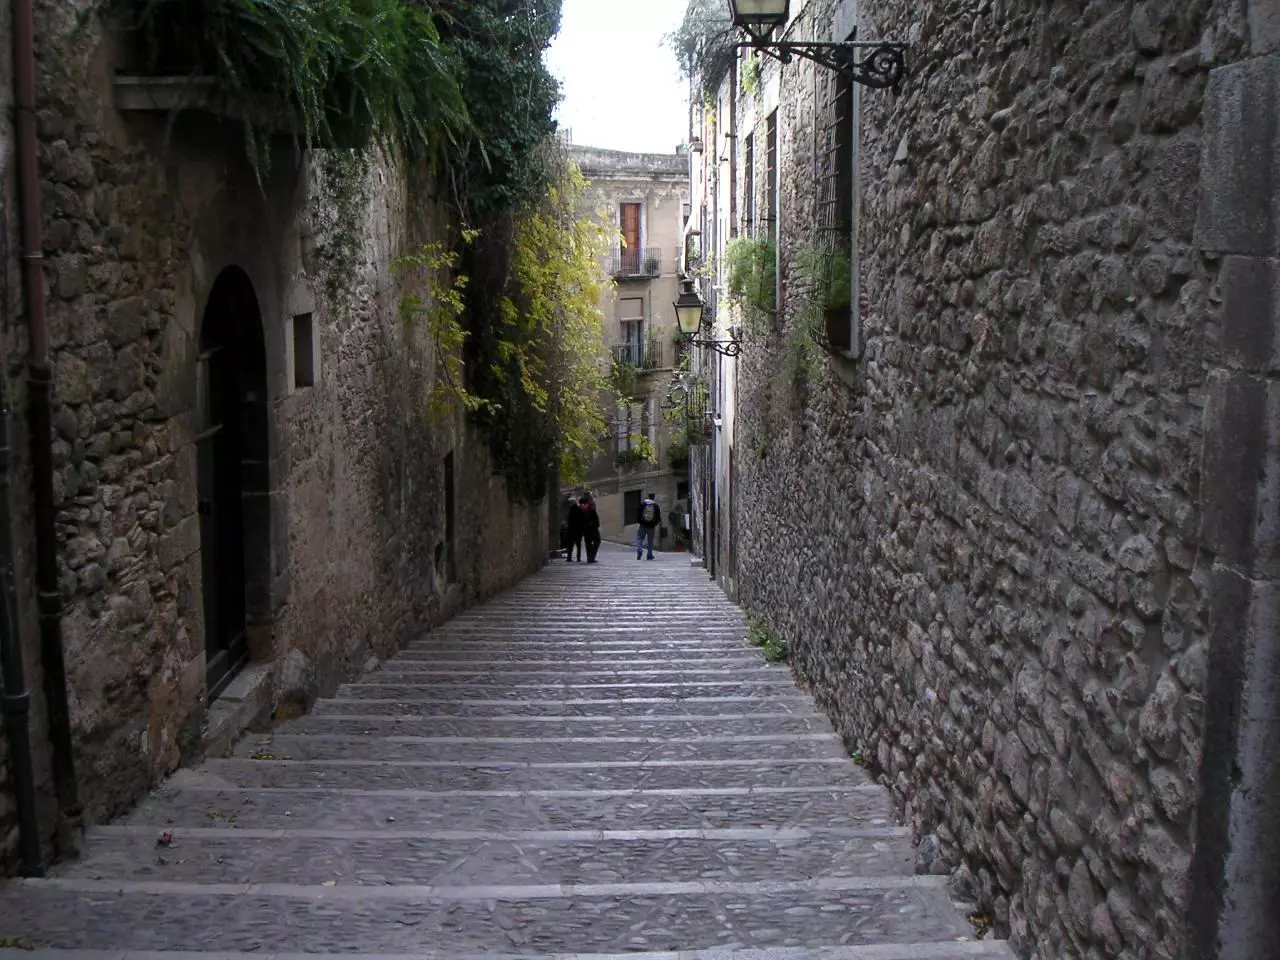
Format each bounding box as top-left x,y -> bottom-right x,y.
728,1 -> 1251,956
0,1 -> 547,871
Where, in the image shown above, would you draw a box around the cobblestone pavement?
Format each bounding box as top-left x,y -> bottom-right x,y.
0,545 -> 1012,959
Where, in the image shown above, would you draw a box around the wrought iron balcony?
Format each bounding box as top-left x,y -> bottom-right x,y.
611,339 -> 666,371
609,248 -> 663,278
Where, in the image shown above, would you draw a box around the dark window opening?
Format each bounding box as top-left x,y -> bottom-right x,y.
744,132 -> 755,236
819,64 -> 856,352
624,489 -> 642,524
293,313 -> 315,388
677,481 -> 689,502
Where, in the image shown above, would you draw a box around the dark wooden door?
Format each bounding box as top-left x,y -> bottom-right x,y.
198,340 -> 249,700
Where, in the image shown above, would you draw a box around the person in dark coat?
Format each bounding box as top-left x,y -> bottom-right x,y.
565,494 -> 586,562
580,493 -> 602,563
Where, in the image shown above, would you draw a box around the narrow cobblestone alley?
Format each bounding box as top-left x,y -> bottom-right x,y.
0,547 -> 1011,958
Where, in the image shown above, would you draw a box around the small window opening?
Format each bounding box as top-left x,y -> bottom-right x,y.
292,313 -> 315,389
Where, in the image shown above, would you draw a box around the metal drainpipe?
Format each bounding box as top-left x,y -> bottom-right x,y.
13,0 -> 82,846
0,364 -> 44,877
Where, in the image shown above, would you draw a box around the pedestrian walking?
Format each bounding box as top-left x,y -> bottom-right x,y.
580,493 -> 602,563
635,492 -> 661,560
559,494 -> 576,560
566,494 -> 586,562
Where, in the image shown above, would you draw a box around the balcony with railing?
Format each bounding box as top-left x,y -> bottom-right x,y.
609,247 -> 664,279
611,338 -> 666,372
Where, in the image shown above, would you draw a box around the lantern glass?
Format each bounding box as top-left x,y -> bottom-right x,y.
728,0 -> 789,26
674,283 -> 704,336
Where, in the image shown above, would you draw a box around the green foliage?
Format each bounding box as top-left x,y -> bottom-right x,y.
609,357 -> 639,402
394,229 -> 492,422
786,307 -> 825,385
665,0 -> 735,86
616,436 -> 657,471
667,437 -> 690,471
724,236 -> 776,330
742,53 -> 762,96
793,243 -> 852,310
435,0 -> 563,222
112,0 -> 469,168
747,614 -> 789,663
465,158 -> 610,495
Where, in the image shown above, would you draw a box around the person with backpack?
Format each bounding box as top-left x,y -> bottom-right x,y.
580,493 -> 602,563
635,492 -> 661,560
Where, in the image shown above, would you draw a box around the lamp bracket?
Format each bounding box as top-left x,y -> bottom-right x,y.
736,38 -> 907,90
686,336 -> 743,358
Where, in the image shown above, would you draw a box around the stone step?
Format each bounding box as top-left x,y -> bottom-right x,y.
311,696 -> 818,718
277,712 -> 834,739
392,649 -> 766,663
199,756 -> 867,792
368,666 -> 782,683
64,824 -> 916,886
409,634 -> 751,646
334,681 -> 800,701
0,876 -> 975,953
234,732 -> 848,763
122,780 -> 896,831
0,945 -> 1015,960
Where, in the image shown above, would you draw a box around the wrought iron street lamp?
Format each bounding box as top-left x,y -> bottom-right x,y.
727,0 -> 907,91
674,279 -> 741,358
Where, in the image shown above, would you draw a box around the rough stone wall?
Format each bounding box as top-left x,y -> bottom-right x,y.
730,1 -> 1248,957
0,1 -> 546,873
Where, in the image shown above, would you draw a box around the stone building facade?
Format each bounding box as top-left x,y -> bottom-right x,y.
569,145 -> 690,545
0,1 -> 548,874
685,1 -> 1278,958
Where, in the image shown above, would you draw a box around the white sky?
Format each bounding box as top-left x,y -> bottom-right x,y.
545,0 -> 691,154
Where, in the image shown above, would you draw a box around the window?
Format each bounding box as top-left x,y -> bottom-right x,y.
442,452 -> 457,582
744,132 -> 755,236
818,49 -> 859,354
677,481 -> 689,502
292,313 -> 315,389
620,202 -> 642,272
617,401 -> 645,455
618,298 -> 646,367
765,112 -> 778,243
624,489 -> 642,523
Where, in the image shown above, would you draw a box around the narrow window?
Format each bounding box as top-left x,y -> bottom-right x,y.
292,313 -> 315,389
818,49 -> 859,354
743,132 -> 755,237
443,452 -> 457,582
616,297 -> 646,368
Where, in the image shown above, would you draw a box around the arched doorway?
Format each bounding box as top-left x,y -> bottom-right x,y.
197,267 -> 269,700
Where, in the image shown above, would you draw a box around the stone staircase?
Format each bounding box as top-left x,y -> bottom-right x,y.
0,544 -> 1013,959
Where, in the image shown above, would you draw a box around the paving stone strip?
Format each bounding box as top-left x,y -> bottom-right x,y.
0,549 -> 1010,958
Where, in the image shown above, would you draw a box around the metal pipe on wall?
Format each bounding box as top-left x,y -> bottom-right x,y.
13,0 -> 82,847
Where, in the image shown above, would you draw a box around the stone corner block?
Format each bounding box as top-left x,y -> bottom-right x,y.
1253,0 -> 1280,56
1219,256 -> 1280,374
1194,56 -> 1280,257
1201,373 -> 1280,578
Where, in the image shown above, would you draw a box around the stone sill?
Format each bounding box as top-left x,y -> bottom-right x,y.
113,76 -> 301,139
202,662 -> 274,759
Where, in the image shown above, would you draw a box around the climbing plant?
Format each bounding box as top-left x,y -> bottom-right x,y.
724,235 -> 777,332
